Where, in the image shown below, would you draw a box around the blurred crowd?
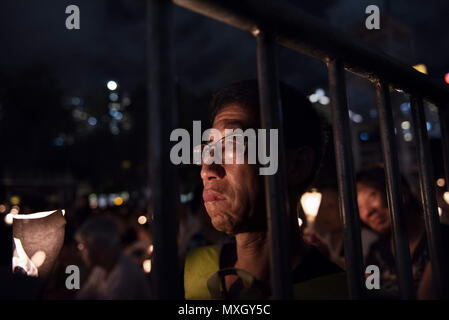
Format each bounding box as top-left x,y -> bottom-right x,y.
1,167 -> 448,300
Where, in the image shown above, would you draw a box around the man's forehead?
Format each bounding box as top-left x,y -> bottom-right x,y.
212,105 -> 257,130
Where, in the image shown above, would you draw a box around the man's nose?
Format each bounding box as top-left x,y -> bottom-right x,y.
201,163 -> 225,181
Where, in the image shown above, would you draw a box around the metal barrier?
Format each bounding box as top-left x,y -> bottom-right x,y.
148,0 -> 449,299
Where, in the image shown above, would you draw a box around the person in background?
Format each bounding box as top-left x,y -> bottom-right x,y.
356,167 -> 449,299
75,216 -> 152,300
303,184 -> 378,269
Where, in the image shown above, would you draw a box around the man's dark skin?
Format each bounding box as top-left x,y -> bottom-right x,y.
201,104 -> 316,296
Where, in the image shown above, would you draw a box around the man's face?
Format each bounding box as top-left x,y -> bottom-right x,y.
201,105 -> 264,235
356,183 -> 391,234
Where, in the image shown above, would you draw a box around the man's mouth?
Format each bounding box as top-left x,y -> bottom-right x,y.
203,189 -> 226,203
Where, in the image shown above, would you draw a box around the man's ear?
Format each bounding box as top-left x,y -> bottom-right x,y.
286,147 -> 316,189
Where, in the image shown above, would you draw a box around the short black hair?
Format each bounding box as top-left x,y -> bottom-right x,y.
211,79 -> 328,187
356,166 -> 422,217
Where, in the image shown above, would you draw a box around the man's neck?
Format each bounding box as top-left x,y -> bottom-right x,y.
234,232 -> 270,281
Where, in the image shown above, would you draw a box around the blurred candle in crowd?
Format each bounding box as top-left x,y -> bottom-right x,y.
443,192 -> 449,205
12,209 -> 66,278
143,259 -> 152,273
138,215 -> 147,225
436,178 -> 445,187
300,189 -> 322,230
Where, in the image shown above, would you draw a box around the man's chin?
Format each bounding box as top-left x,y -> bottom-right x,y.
374,223 -> 390,235
210,218 -> 236,235
207,212 -> 238,234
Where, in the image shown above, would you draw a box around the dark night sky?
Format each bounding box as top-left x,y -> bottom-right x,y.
0,0 -> 448,100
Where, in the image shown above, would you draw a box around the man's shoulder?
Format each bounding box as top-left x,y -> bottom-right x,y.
184,244 -> 223,300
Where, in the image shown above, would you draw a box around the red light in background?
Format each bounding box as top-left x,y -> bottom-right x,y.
445,73 -> 449,84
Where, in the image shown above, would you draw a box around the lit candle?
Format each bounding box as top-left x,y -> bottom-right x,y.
300,189 -> 322,231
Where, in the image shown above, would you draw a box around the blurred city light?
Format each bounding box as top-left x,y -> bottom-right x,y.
413,64 -> 428,75
121,160 -> 131,169
401,121 -> 411,130
88,194 -> 98,209
360,132 -> 369,141
438,207 -> 443,217
88,117 -> 97,126
308,88 -> 330,105
110,126 -> 120,135
353,114 -> 363,123
98,195 -> 107,209
71,97 -> 82,106
180,192 -> 194,203
437,178 -> 445,187
10,196 -> 20,205
107,80 -> 118,91
400,102 -> 410,113
309,94 -> 318,103
319,96 -> 330,105
121,191 -> 130,202
349,110 -> 363,123
297,218 -> 303,227
54,137 -> 64,146
114,112 -> 123,120
404,133 -> 413,142
138,215 -> 147,225
113,196 -> 123,206
109,93 -> 119,102
445,72 -> 449,84
0,204 -> 6,213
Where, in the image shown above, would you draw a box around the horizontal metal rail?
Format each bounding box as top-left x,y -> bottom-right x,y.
173,0 -> 449,106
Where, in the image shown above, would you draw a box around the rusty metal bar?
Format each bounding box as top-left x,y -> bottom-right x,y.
147,0 -> 182,299
410,96 -> 449,298
327,59 -> 365,300
376,81 -> 415,299
256,29 -> 293,299
172,0 -> 449,107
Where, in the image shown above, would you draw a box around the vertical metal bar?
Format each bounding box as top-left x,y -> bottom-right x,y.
147,0 -> 182,299
410,96 -> 449,298
256,29 -> 293,299
327,59 -> 365,299
438,106 -> 449,193
376,81 -> 415,299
